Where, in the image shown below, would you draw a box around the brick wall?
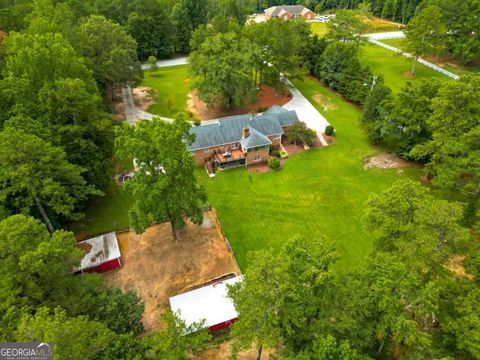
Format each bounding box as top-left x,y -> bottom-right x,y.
246,147 -> 269,165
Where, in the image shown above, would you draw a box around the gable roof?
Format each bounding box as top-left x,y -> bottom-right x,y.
188,107 -> 299,151
240,127 -> 272,149
264,5 -> 313,17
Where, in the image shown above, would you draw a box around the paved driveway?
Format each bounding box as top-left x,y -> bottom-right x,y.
364,31 -> 405,40
141,57 -> 189,70
283,79 -> 330,144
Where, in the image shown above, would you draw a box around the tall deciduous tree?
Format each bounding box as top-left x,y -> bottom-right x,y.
386,79 -> 440,159
78,15 -> 142,98
143,310 -> 210,360
0,30 -> 113,191
327,9 -> 367,47
116,116 -> 206,238
0,127 -> 100,231
190,30 -> 258,109
228,235 -> 337,359
16,307 -> 114,360
405,5 -> 447,74
0,215 -> 81,310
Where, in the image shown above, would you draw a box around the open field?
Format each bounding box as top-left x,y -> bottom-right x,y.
364,16 -> 405,32
359,43 -> 451,93
141,65 -> 190,118
103,210 -> 240,332
380,38 -> 480,75
197,76 -> 422,272
311,22 -> 328,37
71,180 -> 132,238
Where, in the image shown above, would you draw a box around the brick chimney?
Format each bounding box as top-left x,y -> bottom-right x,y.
243,127 -> 250,138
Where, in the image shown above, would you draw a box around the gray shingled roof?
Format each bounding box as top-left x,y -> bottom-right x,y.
264,5 -> 310,17
240,127 -> 272,149
188,107 -> 299,151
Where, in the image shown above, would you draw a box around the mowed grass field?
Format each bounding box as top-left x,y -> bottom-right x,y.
197,77 -> 421,272
359,43 -> 451,93
311,22 -> 328,37
141,65 -> 191,118
380,38 -> 480,76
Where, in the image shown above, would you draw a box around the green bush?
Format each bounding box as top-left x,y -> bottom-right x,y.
325,125 -> 335,136
271,149 -> 280,158
268,157 -> 281,170
288,121 -> 317,146
193,119 -> 201,126
280,150 -> 288,159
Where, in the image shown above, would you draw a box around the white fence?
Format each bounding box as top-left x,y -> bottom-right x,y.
368,39 -> 460,80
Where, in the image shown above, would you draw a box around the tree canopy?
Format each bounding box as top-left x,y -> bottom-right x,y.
116,116 -> 207,237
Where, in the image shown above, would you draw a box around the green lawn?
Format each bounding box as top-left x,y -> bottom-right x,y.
70,180 -> 132,237
380,38 -> 480,76
311,22 -> 328,37
197,77 -> 421,272
141,65 -> 191,118
359,43 -> 451,93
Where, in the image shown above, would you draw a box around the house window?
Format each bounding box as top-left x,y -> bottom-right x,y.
254,155 -> 261,161
204,148 -> 210,153
273,134 -> 281,139
231,143 -> 239,149
220,144 -> 224,148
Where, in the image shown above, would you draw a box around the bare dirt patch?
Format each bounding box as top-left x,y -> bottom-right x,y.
403,71 -> 415,79
188,85 -> 292,121
363,153 -> 411,169
133,86 -> 156,111
102,210 -> 240,333
312,94 -> 338,112
324,134 -> 336,145
447,256 -> 474,280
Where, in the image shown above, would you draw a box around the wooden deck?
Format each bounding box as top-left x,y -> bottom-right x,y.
215,148 -> 246,163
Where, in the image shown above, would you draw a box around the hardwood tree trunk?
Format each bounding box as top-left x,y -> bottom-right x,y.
34,195 -> 54,233
255,344 -> 263,360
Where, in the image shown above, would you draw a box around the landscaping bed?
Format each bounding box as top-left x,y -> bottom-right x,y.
102,210 -> 240,332
188,84 -> 292,120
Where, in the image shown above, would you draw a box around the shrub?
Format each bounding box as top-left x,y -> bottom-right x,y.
280,150 -> 288,159
325,125 -> 335,136
288,121 -> 317,146
268,157 -> 281,170
271,149 -> 280,158
147,55 -> 158,71
193,119 -> 201,126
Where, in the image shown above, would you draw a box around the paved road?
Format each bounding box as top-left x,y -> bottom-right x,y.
141,57 -> 189,70
364,31 -> 405,40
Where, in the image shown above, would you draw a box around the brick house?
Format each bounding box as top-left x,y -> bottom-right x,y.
264,5 -> 316,21
188,106 -> 299,170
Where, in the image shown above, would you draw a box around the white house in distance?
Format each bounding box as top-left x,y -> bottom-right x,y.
169,276 -> 243,332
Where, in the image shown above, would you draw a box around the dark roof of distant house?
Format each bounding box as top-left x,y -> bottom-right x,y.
188,106 -> 299,151
264,5 -> 313,17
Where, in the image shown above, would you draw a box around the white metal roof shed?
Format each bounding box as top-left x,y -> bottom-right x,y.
75,232 -> 121,272
169,276 -> 243,331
